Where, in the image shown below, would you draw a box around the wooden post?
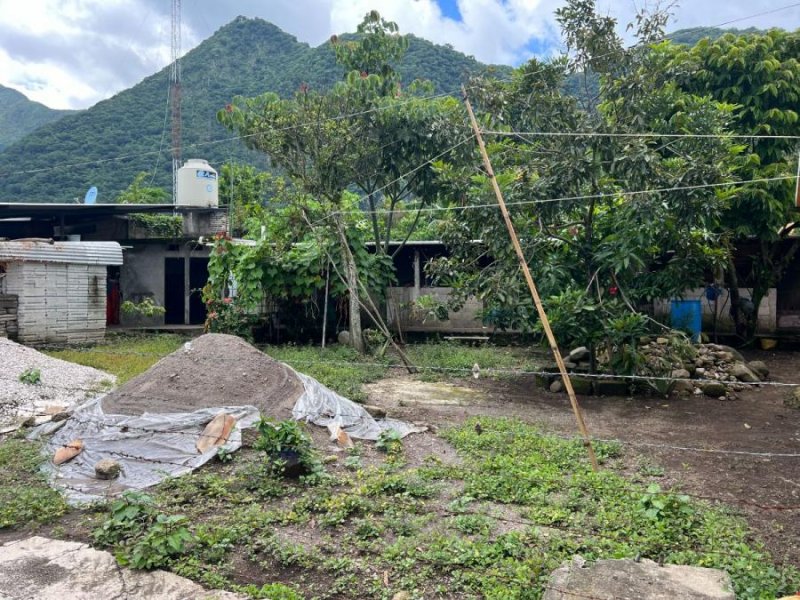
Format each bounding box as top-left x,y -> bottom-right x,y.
462,87 -> 599,471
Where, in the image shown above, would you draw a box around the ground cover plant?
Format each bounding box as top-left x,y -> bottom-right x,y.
0,438 -> 67,529
43,333 -> 186,384
49,418 -> 797,599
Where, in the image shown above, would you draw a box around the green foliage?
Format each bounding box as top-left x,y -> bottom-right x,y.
266,344 -> 389,402
235,583 -> 304,600
128,213 -> 183,238
0,84 -> 75,151
115,172 -> 169,205
121,297 -> 166,318
254,418 -> 320,476
18,367 -> 41,385
43,333 -> 184,384
375,429 -> 402,454
93,491 -> 194,570
0,439 -> 67,528
0,17 -> 502,202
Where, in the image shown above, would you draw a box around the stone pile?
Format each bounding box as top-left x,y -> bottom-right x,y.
640,340 -> 768,400
541,339 -> 769,399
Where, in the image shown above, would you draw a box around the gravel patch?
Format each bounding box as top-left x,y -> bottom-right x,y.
0,337 -> 115,433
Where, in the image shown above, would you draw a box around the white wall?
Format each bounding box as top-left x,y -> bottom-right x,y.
4,261 -> 107,344
653,288 -> 778,334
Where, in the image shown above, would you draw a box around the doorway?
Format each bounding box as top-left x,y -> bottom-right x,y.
164,258 -> 185,324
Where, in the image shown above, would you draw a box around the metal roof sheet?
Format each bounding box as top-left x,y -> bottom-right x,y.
0,240 -> 123,266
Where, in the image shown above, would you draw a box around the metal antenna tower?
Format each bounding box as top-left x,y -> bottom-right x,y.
170,0 -> 182,204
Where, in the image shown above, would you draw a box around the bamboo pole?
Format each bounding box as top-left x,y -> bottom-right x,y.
462,87 -> 599,471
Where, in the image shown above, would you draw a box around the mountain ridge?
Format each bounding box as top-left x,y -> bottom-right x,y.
0,16 -> 510,202
0,85 -> 77,151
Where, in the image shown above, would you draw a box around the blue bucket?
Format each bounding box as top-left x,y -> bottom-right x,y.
671,299 -> 702,342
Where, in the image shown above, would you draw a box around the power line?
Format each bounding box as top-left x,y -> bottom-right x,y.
482,129 -> 800,141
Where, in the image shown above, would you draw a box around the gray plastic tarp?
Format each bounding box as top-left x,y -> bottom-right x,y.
32,399 -> 260,504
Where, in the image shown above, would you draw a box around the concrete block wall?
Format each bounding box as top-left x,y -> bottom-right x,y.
653,288 -> 778,334
3,261 -> 107,345
387,286 -> 487,333
0,294 -> 18,338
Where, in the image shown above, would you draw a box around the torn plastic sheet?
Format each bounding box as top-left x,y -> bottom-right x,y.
291,369 -> 426,440
30,398 -> 260,505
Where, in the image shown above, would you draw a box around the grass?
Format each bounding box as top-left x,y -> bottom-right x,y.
0,438 -> 68,529
77,418 -> 799,599
42,333 -> 187,384
263,344 -> 390,402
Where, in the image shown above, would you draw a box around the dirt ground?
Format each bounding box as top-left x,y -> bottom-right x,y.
365,349 -> 800,569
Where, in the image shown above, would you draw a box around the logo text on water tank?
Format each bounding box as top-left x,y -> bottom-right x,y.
195,170 -> 217,180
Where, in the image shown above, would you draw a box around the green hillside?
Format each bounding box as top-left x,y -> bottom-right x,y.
665,26 -> 762,46
0,17 -> 510,202
0,85 -> 75,151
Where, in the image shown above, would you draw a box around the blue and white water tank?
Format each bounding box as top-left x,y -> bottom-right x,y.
177,159 -> 219,207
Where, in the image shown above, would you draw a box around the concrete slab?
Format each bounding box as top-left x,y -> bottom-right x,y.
0,536 -> 244,600
365,378 -> 484,407
543,557 -> 735,600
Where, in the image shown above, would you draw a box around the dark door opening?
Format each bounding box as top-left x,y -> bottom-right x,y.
189,257 -> 210,325
164,258 -> 185,325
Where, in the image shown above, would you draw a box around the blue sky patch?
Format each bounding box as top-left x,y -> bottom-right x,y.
436,0 -> 463,22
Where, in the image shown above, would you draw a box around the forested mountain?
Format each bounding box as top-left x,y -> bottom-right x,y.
0,17 -> 510,202
0,85 -> 75,151
665,26 -> 762,46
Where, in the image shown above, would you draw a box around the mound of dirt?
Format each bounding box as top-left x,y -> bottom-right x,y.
101,333 -> 304,417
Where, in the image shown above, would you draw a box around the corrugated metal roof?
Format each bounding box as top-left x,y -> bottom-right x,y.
0,241 -> 123,266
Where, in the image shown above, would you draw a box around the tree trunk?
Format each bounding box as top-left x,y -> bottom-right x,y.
725,255 -> 747,340
334,216 -> 364,353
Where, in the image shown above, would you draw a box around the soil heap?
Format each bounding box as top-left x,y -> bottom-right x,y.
101,333 -> 304,417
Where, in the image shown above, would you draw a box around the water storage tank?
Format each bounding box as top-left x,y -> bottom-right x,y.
177,159 -> 219,207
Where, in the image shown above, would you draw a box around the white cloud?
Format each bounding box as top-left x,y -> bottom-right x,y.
0,0 -> 798,110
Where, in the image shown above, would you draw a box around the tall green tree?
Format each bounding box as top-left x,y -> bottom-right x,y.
666,30 -> 800,339
429,0 -> 742,371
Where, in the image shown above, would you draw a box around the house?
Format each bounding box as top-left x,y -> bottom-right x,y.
0,202 -> 228,329
0,240 -> 122,344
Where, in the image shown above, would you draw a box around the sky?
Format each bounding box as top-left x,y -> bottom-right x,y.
0,0 -> 798,110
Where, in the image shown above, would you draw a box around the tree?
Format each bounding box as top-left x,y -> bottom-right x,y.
218,11 -> 469,352
218,162 -> 272,237
666,30 -> 800,339
114,172 -> 168,204
429,0 -> 742,372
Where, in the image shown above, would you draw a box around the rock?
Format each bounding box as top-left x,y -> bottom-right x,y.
656,337 -> 669,345
701,382 -> 727,397
550,379 -> 563,393
671,369 -> 690,380
716,345 -> 745,363
94,459 -> 122,480
563,361 -> 577,370
671,380 -> 695,396
53,439 -> 84,465
730,362 -> 760,383
322,454 -> 338,464
747,360 -> 769,379
695,368 -> 705,376
0,535 -> 245,599
542,557 -> 735,600
392,593 -> 411,600
785,388 -> 800,410
363,404 -> 387,419
567,346 -> 590,362
337,330 -> 352,346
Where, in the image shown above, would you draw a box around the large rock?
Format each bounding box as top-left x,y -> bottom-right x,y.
567,346 -> 590,362
701,381 -> 728,397
0,536 -> 245,600
747,360 -> 769,379
337,330 -> 352,346
542,557 -> 735,600
94,459 -> 121,480
716,344 -> 745,363
730,362 -> 760,383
